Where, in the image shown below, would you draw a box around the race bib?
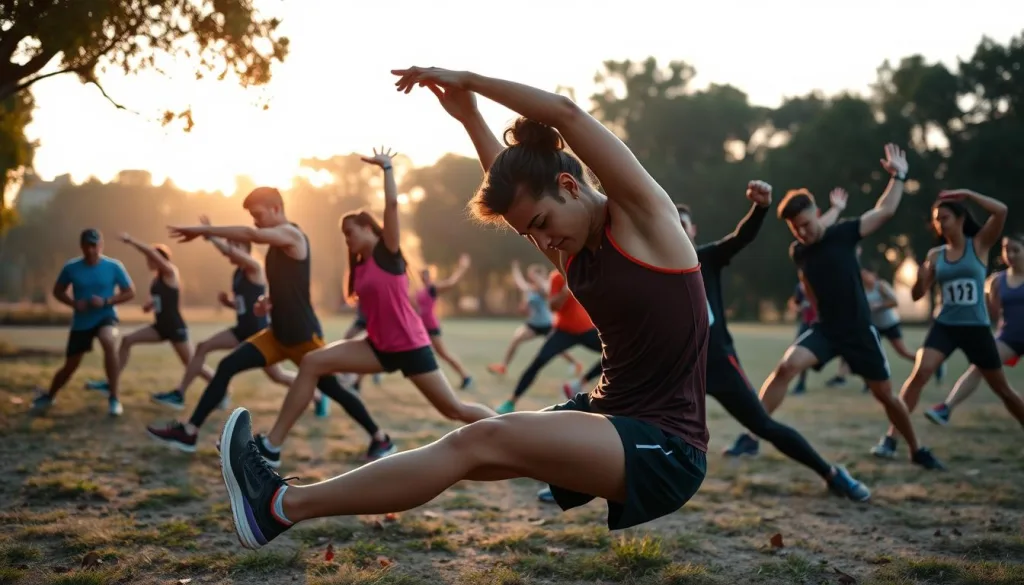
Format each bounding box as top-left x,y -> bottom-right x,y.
152,295 -> 162,314
942,278 -> 979,306
707,299 -> 715,326
235,295 -> 246,316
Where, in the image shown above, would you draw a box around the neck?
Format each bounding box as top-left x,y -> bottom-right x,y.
1011,265 -> 1023,277
945,232 -> 966,248
583,190 -> 608,251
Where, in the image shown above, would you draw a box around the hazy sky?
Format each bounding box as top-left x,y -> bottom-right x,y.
25,0 -> 1024,193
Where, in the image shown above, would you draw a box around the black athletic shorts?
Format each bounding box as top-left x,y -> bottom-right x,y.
366,340 -> 438,377
527,323 -> 552,336
544,392 -> 706,530
66,317 -> 118,357
877,323 -> 903,341
155,323 -> 188,343
796,323 -> 890,382
924,322 -> 1002,370
426,327 -> 441,337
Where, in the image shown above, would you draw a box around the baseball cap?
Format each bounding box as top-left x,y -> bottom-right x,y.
80,228 -> 101,245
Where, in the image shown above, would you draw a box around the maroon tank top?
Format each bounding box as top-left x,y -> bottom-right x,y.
566,223 -> 709,452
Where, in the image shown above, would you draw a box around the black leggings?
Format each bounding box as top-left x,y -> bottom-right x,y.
188,342 -> 380,436
708,350 -> 832,478
513,328 -> 602,399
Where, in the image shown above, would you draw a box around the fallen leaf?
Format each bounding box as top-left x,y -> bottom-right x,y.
325,543 -> 335,562
529,518 -> 546,526
377,556 -> 393,567
769,533 -> 784,549
81,552 -> 102,569
833,567 -> 857,584
9,396 -> 23,405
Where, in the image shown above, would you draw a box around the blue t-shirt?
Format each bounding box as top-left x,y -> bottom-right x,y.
56,256 -> 133,331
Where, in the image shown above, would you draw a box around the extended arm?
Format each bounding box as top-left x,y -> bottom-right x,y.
704,203 -> 769,265
170,223 -> 304,252
945,189 -> 1007,253
206,234 -> 262,273
511,262 -> 531,292
435,255 -> 471,292
122,234 -> 175,277
859,144 -> 908,237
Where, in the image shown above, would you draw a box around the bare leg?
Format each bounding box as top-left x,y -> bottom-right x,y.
97,327 -> 122,400
759,345 -> 819,415
886,348 -> 945,440
407,370 -> 497,423
430,335 -> 470,381
117,325 -> 162,377
282,410 -> 626,521
872,378 -> 921,454
977,367 -> 1024,426
175,329 -> 237,395
263,363 -> 297,387
888,338 -> 917,362
945,342 -> 1016,410
46,354 -> 84,399
171,340 -> 213,384
499,325 -> 535,369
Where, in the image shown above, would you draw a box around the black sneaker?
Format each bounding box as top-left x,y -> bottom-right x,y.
827,466 -> 871,502
146,421 -> 197,453
366,435 -> 398,461
152,390 -> 185,410
220,408 -> 292,549
912,447 -> 946,471
254,433 -> 282,469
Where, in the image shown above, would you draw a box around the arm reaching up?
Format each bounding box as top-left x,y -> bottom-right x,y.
435,254 -> 471,293
859,144 -> 908,238
121,233 -> 176,279
937,189 -> 1007,256
361,147 -> 401,254
819,188 -> 849,229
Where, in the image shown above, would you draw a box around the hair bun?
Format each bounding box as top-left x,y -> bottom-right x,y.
504,117 -> 564,152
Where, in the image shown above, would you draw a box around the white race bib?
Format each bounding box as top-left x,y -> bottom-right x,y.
235,295 -> 246,316
942,278 -> 979,306
152,295 -> 162,314
707,299 -> 715,326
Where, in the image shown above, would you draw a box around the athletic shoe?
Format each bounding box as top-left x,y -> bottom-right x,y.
537,487 -> 556,503
563,380 -> 581,399
146,420 -> 197,453
31,392 -> 53,414
220,408 -> 292,549
366,436 -> 397,461
85,379 -> 110,394
487,364 -> 507,376
496,400 -> 516,415
314,394 -> 330,418
870,435 -> 897,459
827,466 -> 871,502
152,390 -> 185,410
108,398 -> 123,417
825,376 -> 847,388
723,433 -> 759,457
254,433 -> 282,468
925,403 -> 951,426
912,447 -> 945,470
460,376 -> 474,390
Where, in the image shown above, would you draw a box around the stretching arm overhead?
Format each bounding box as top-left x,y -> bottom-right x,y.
859,144 -> 908,238
120,233 -> 175,278
699,180 -> 771,266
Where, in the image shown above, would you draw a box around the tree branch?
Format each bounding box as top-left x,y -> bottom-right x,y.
0,62 -> 80,100
86,77 -> 139,115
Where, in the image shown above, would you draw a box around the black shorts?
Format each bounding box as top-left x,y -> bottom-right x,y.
527,323 -> 552,336
877,323 -> 903,341
66,318 -> 119,357
996,335 -> 1024,359
155,323 -> 188,343
366,340 -> 438,377
426,327 -> 441,337
924,322 -> 1002,370
796,324 -> 890,382
545,392 -> 706,530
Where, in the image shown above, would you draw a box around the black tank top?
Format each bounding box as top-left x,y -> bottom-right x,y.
566,224 -> 709,452
264,225 -> 322,345
151,276 -> 185,331
232,268 -> 268,333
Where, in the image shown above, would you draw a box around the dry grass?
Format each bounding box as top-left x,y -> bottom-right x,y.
1,318 -> 1022,584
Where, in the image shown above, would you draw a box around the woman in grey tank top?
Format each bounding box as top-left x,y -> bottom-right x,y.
927,234 -> 1024,426
487,261 -> 582,377
872,190 -> 1023,457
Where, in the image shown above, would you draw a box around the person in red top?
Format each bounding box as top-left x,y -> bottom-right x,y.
495,269 -> 602,414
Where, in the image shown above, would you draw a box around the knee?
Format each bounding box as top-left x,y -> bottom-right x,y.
868,382 -> 895,401
195,340 -> 212,355
776,360 -> 802,380
99,339 -> 118,354
437,401 -> 467,422
445,417 -> 508,461
298,350 -> 331,376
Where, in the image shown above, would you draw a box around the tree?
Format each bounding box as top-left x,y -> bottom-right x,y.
0,89 -> 35,235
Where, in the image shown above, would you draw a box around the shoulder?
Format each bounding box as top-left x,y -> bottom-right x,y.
371,239 -> 406,274
926,245 -> 944,261
62,257 -> 83,270
988,271 -> 1005,286
827,218 -> 861,240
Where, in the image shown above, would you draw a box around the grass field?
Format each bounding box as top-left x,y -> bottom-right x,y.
1,317 -> 1023,585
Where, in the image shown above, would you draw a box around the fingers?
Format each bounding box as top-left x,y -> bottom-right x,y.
425,83 -> 445,100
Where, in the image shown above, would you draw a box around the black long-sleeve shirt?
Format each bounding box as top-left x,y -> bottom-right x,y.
696,203 -> 769,356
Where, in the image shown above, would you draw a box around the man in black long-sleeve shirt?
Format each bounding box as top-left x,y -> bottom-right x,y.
684,180 -> 870,502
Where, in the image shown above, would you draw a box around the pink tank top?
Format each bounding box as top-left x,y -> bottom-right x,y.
414,285 -> 440,331
353,242 -> 431,353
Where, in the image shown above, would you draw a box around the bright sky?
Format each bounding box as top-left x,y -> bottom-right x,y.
24,0 -> 1024,194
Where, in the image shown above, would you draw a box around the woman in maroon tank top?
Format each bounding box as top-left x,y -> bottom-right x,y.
217,68 -> 709,549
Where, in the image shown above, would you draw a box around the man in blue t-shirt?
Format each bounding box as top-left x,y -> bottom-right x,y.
32,228 -> 136,416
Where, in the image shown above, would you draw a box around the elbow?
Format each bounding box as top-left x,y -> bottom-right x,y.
554,95 -> 585,127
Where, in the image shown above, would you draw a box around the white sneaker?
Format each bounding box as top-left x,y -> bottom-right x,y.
108,398 -> 124,417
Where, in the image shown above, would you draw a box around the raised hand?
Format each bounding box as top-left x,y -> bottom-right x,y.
458,253 -> 471,268
168,225 -> 204,243
829,188 -> 849,211
745,180 -> 772,207
199,214 -> 212,226
360,146 -> 397,169
937,188 -> 976,202
391,67 -> 470,94
119,232 -> 132,244
423,83 -> 479,123
880,143 -> 908,178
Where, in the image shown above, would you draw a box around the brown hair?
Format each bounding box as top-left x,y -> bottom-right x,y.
777,189 -> 816,221
243,187 -> 284,210
469,117 -> 594,225
340,210 -> 385,302
153,243 -> 171,260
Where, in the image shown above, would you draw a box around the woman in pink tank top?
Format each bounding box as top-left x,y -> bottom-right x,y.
414,254 -> 474,389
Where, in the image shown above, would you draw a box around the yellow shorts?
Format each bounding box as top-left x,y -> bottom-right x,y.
245,328 -> 325,366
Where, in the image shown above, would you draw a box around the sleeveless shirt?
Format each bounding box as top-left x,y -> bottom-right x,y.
264,226 -> 322,345
232,268 -> 268,334
354,240 -> 431,353
996,271 -> 1024,343
150,276 -> 185,332
865,281 -> 900,330
935,238 -> 990,326
566,223 -> 709,451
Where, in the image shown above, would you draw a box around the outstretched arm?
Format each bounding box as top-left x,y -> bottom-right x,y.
700,181 -> 772,265
819,188 -> 849,229
360,148 -> 401,253
435,254 -> 471,292
169,223 -> 304,252
120,233 -> 175,277
510,261 -> 531,292
200,216 -> 262,273
859,144 -> 909,238
939,189 -> 1007,254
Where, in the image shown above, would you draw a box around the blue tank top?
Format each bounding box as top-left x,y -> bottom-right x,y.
997,271 -> 1024,342
935,239 -> 990,326
232,268 -> 268,333
525,290 -> 553,327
